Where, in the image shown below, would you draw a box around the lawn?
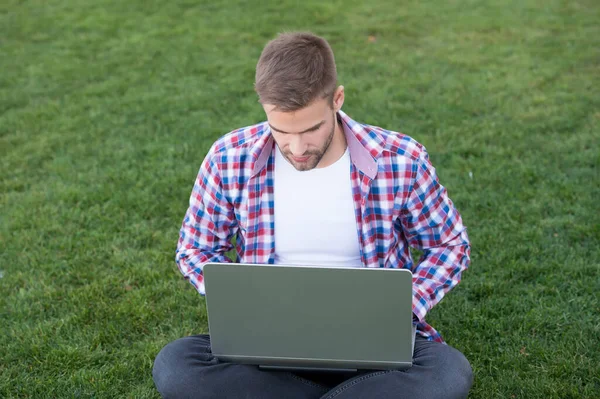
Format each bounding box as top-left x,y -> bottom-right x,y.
1,0 -> 599,397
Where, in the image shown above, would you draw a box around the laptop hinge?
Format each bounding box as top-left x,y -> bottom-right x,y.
259,365 -> 358,373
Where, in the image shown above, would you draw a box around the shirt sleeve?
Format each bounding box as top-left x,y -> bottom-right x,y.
400,149 -> 471,322
175,149 -> 237,295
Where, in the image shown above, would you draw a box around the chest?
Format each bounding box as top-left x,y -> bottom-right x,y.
273,152 -> 359,261
231,155 -> 402,266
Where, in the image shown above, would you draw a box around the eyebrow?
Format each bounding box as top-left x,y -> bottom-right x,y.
268,120 -> 325,134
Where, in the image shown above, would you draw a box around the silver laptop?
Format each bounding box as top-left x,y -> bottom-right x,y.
203,263 -> 416,371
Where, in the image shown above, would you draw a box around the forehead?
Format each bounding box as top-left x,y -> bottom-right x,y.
263,98 -> 329,132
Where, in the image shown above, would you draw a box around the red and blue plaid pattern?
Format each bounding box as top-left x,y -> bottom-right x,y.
177,110 -> 470,343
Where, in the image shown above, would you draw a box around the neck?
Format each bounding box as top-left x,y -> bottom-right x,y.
316,114 -> 347,168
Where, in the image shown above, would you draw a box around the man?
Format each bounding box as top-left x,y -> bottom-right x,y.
153,32 -> 473,398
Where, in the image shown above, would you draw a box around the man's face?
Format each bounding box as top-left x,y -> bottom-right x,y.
263,96 -> 340,171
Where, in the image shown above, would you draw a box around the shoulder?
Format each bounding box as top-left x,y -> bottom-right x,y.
361,122 -> 428,163
201,121 -> 271,191
209,121 -> 270,155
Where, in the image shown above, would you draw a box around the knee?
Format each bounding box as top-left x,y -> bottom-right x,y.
153,340 -> 183,398
153,336 -> 211,399
438,345 -> 473,399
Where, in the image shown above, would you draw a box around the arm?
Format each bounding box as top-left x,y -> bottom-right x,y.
175,149 -> 237,295
399,150 -> 471,322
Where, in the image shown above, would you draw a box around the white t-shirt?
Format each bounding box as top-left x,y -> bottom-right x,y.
273,145 -> 363,267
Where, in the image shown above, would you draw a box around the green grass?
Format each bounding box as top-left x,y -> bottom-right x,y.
1,0 -> 599,397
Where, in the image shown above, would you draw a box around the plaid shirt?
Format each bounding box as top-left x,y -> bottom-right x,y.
177,110 -> 470,343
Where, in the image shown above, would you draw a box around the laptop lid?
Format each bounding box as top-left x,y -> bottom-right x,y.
203,263 -> 414,371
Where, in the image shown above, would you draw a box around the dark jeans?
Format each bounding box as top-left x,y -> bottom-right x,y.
153,334 -> 473,399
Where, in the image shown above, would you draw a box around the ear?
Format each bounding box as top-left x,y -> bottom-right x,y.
333,85 -> 345,112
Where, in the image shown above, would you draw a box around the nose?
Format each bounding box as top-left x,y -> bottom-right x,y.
288,135 -> 307,156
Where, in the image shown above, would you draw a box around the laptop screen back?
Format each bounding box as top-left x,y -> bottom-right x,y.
203,263 -> 414,370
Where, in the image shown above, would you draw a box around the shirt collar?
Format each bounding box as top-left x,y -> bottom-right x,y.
339,110 -> 379,179
251,110 -> 380,178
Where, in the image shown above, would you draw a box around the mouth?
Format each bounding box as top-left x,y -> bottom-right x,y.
291,155 -> 311,163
